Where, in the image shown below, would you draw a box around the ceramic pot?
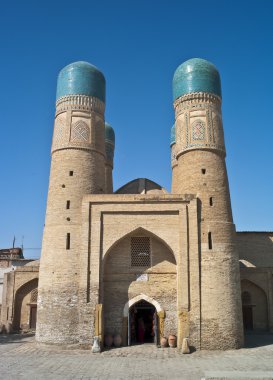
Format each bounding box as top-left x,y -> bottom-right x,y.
160,336 -> 168,348
113,334 -> 122,347
168,334 -> 177,348
104,334 -> 113,347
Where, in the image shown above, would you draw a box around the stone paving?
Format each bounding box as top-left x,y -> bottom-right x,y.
1,334 -> 273,380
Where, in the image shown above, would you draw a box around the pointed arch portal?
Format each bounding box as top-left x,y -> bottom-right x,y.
124,295 -> 164,346
102,228 -> 175,347
123,293 -> 163,317
241,279 -> 268,331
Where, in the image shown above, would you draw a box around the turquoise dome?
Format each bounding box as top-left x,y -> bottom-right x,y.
105,122 -> 115,161
170,124 -> 176,146
56,61 -> 105,102
173,58 -> 221,101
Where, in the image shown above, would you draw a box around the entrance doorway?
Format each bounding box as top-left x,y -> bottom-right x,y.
242,306 -> 253,330
128,300 -> 157,345
30,306 -> 37,329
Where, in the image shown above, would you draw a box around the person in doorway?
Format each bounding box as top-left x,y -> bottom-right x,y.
138,317 -> 145,343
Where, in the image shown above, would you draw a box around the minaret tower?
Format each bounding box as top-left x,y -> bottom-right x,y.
172,58 -> 243,349
104,122 -> 115,193
36,61 -> 106,344
170,124 -> 178,192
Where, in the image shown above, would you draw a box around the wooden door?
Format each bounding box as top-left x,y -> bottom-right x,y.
30,306 -> 37,329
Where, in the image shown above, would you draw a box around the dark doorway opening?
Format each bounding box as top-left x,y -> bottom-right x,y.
129,300 -> 157,345
242,306 -> 253,330
30,306 -> 37,329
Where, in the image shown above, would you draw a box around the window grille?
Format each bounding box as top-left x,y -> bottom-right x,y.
30,288 -> 38,303
131,237 -> 151,267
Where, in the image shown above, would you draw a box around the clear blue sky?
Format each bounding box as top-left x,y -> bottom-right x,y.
1,0 -> 273,258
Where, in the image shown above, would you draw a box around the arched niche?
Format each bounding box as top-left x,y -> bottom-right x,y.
102,228 -> 177,343
103,226 -> 178,262
123,293 -> 163,317
13,278 -> 38,331
123,295 -> 165,346
103,226 -> 176,270
241,279 -> 268,331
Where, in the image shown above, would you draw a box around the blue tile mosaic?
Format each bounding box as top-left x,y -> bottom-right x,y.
173,58 -> 221,101
56,61 -> 105,102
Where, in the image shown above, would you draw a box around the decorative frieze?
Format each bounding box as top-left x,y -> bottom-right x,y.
51,108 -> 105,156
174,92 -> 221,118
56,95 -> 105,116
174,93 -> 226,158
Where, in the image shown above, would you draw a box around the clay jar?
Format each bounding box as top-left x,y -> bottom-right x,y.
168,334 -> 177,348
160,337 -> 168,348
113,334 -> 122,347
104,334 -> 113,348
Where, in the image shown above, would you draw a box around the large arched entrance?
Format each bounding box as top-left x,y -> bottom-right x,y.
241,279 -> 268,331
102,228 -> 176,346
13,278 -> 38,331
123,294 -> 165,346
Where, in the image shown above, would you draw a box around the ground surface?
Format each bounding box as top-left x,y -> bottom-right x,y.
1,334 -> 273,380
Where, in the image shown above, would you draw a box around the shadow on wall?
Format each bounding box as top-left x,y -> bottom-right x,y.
237,232 -> 273,267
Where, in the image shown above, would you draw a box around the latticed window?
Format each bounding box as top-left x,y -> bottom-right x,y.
30,288 -> 38,303
131,237 -> 151,267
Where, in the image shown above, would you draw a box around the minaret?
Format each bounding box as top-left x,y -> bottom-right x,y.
172,58 -> 243,349
170,124 -> 178,192
36,61 -> 106,344
105,122 -> 115,193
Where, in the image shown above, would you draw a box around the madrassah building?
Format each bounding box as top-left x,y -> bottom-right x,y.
1,58 -> 273,351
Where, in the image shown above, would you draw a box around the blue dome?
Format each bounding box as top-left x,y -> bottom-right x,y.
105,122 -> 115,161
56,61 -> 105,102
170,124 -> 176,146
173,58 -> 221,101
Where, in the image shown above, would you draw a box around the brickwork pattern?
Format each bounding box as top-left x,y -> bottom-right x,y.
173,93 -> 225,158
37,95 -> 106,344
103,233 -> 177,338
172,92 -> 244,349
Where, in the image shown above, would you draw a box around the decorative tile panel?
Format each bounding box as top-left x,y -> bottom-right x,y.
52,114 -> 66,151
192,120 -> 206,141
174,92 -> 226,158
71,120 -> 90,143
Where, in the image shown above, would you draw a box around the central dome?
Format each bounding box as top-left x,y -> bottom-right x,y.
56,61 -> 105,102
173,58 -> 221,101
